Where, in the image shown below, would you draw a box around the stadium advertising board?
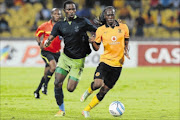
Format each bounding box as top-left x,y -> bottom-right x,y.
138,43 -> 180,66
0,40 -> 137,67
86,42 -> 138,68
0,41 -> 43,67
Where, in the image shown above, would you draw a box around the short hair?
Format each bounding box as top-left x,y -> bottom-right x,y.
51,8 -> 60,14
63,0 -> 76,9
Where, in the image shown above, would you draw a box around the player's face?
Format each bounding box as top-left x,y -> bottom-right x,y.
52,10 -> 62,22
64,4 -> 76,20
104,9 -> 115,25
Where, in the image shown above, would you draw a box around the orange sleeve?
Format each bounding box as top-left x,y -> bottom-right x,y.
35,24 -> 45,37
123,24 -> 130,38
95,27 -> 103,43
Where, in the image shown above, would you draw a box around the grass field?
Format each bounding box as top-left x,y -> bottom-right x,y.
0,67 -> 179,120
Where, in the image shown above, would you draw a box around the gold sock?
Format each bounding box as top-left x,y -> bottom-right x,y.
84,95 -> 100,111
88,86 -> 93,94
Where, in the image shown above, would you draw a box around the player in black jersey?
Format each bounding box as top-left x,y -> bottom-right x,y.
44,0 -> 97,117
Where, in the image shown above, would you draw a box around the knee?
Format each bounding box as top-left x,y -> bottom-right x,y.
50,66 -> 56,72
97,92 -> 106,101
97,87 -> 109,101
49,63 -> 56,72
54,81 -> 62,88
67,87 -> 75,92
99,86 -> 109,96
93,82 -> 102,90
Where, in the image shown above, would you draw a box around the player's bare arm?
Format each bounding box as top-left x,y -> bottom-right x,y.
124,40 -> 130,59
36,37 -> 41,45
45,35 -> 55,47
36,37 -> 45,49
89,35 -> 100,51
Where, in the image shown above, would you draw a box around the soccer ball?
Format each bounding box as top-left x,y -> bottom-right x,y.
109,101 -> 125,117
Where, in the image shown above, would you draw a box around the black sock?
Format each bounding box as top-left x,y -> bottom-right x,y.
44,70 -> 54,87
54,87 -> 64,106
97,92 -> 105,101
35,77 -> 45,92
91,82 -> 94,90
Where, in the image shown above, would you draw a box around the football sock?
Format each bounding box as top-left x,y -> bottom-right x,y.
44,70 -> 53,86
84,95 -> 100,111
87,82 -> 95,94
36,77 -> 45,92
59,103 -> 65,111
96,91 -> 105,101
88,86 -> 93,94
55,87 -> 64,108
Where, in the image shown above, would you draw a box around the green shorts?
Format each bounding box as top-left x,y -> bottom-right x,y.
55,53 -> 85,82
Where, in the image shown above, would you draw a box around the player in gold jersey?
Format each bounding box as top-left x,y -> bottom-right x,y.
81,6 -> 130,118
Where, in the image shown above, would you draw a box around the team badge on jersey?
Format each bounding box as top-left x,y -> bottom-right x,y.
111,36 -> 117,42
63,28 -> 66,32
95,72 -> 100,76
118,29 -> 121,33
75,26 -> 79,32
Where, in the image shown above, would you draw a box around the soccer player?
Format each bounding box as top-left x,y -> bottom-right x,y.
80,6 -> 130,118
34,8 -> 63,99
44,0 -> 97,116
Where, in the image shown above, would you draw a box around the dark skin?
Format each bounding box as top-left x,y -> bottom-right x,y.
36,9 -> 62,77
38,9 -> 62,49
64,4 -> 76,21
45,3 -> 79,92
89,8 -> 130,94
45,4 -> 77,46
89,9 -> 130,59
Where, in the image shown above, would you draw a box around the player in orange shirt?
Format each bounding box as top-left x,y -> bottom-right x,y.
80,6 -> 130,117
34,8 -> 63,99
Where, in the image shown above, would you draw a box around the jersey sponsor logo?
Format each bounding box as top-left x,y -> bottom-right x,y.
111,36 -> 117,42
110,36 -> 120,45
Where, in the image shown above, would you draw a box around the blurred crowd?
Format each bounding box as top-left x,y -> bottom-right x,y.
0,0 -> 179,39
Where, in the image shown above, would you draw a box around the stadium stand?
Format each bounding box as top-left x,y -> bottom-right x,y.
0,0 -> 179,39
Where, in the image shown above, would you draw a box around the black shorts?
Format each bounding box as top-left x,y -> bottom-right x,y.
41,50 -> 60,67
94,62 -> 122,89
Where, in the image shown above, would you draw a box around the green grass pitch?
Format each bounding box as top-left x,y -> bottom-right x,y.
0,67 -> 179,120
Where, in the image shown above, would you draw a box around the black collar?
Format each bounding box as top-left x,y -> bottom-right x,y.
105,20 -> 119,28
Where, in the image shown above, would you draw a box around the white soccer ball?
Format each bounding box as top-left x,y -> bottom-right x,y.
109,101 -> 125,117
